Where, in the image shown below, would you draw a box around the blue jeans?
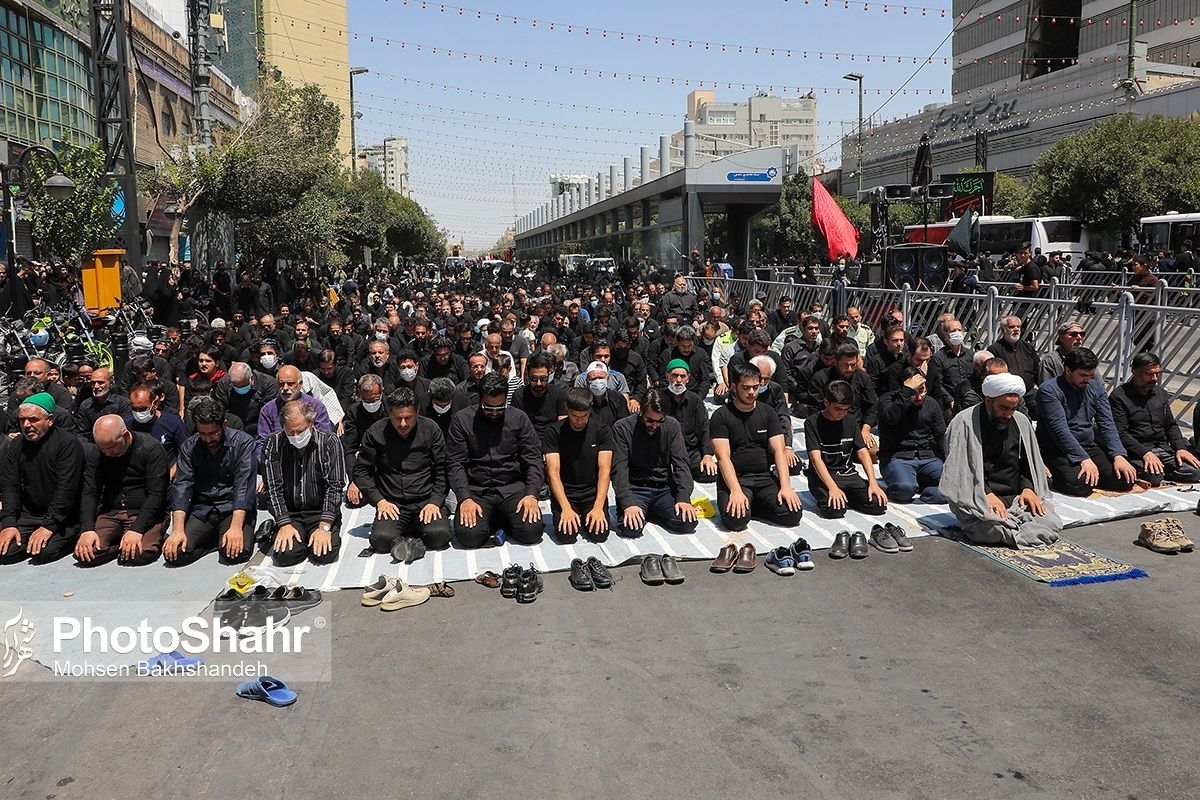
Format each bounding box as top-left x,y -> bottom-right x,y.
619,485 -> 697,537
881,456 -> 945,503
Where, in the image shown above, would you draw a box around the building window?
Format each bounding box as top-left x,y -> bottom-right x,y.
1023,0 -> 1082,80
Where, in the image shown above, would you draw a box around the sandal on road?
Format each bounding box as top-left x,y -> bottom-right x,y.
236,675 -> 297,707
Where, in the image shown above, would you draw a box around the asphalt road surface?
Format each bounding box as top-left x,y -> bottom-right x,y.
3,513 -> 1198,800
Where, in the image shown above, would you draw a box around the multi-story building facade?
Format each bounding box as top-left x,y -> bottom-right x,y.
673,90 -> 818,168
359,136 -> 410,197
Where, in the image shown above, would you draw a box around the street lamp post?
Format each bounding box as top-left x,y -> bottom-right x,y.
349,66 -> 369,176
843,72 -> 864,194
2,144 -> 76,282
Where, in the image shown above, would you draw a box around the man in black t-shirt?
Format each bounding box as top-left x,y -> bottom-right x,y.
513,353 -> 566,447
805,380 -> 888,519
710,362 -> 803,531
544,387 -> 612,540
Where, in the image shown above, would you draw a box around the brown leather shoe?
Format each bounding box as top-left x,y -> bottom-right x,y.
732,543 -> 758,573
710,543 -> 738,573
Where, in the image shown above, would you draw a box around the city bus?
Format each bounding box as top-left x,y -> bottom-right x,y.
905,215 -> 1090,261
1138,212 -> 1200,254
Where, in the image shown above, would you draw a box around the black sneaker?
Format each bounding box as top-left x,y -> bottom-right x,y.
517,564 -> 543,603
499,564 -> 523,598
569,558 -> 595,591
885,523 -> 913,552
586,556 -> 613,589
869,524 -> 899,554
829,531 -> 851,559
849,531 -> 870,559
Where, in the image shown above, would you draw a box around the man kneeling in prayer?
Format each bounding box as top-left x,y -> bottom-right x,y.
940,373 -> 1062,548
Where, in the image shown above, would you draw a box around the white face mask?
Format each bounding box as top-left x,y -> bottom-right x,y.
432,402 -> 452,414
374,331 -> 389,341
668,381 -> 687,395
287,428 -> 313,449
947,331 -> 966,347
132,409 -> 154,424
361,399 -> 382,413
260,354 -> 277,369
588,379 -> 608,397
399,367 -> 418,382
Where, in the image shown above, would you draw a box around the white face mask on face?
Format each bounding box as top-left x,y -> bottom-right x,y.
260,354 -> 278,369
287,428 -> 313,449
947,331 -> 966,347
375,331 -> 389,341
398,367 -> 418,382
588,379 -> 608,397
132,409 -> 154,424
432,402 -> 452,414
361,399 -> 382,413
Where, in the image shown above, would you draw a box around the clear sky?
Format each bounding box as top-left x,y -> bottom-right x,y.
345,0 -> 954,249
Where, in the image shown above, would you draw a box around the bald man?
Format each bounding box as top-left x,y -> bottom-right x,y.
0,393 -> 85,563
75,415 -> 169,566
74,367 -> 132,441
255,364 -> 332,454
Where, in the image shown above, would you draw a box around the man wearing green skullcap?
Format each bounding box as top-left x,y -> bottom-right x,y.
0,393 -> 86,563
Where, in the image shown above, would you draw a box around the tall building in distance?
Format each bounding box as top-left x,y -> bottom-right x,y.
841,0 -> 1200,192
359,137 -> 410,197
673,90 -> 818,168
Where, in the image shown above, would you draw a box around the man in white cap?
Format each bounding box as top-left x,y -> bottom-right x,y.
580,360 -> 629,431
941,372 -> 1061,548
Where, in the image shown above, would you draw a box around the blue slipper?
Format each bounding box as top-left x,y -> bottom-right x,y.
236,675 -> 297,707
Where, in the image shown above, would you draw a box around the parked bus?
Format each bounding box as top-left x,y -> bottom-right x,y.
905,215 -> 1089,262
1138,212 -> 1200,254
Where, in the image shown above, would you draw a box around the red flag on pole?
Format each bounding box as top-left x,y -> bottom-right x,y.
811,177 -> 859,261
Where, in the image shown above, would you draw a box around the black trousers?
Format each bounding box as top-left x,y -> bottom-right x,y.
550,491 -> 608,539
688,452 -> 717,485
0,516 -> 79,564
1044,443 -> 1133,497
369,500 -> 451,552
454,490 -> 545,548
168,511 -> 255,566
1130,447 -> 1200,488
272,508 -> 343,567
717,478 -> 803,531
805,470 -> 886,519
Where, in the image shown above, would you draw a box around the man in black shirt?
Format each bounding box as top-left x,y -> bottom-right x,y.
1109,352 -> 1200,486
263,400 -> 347,566
74,368 -> 132,442
447,374 -> 545,548
512,353 -> 566,446
354,388 -> 450,562
215,362 -> 278,436
75,415 -> 169,566
583,361 -> 630,430
544,388 -> 613,540
661,359 -> 716,483
812,343 -> 879,458
710,362 -> 803,531
0,392 -> 86,563
878,368 -> 947,504
610,389 -> 698,537
804,381 -> 888,519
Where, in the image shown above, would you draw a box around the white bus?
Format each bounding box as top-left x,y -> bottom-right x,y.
905,215 -> 1090,261
1139,212 -> 1200,254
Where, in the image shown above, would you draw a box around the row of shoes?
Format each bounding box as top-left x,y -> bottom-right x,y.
1138,518 -> 1195,553
829,524 -> 913,559
640,554 -> 684,585
570,557 -> 614,591
361,576 -> 431,611
215,584 -> 323,633
501,563 -> 545,603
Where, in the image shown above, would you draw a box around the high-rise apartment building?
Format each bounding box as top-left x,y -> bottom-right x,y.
359,137 -> 410,197
673,90 -> 818,168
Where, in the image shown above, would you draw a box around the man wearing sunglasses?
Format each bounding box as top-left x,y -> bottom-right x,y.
446,373 -> 545,548
610,389 -> 698,538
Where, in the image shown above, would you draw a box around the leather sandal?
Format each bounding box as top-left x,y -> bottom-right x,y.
422,582 -> 455,598
474,571 -> 501,588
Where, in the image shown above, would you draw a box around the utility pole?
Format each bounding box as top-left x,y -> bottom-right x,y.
843,72 -> 864,193
350,67 -> 369,176
187,0 -> 215,148
1126,0 -> 1138,114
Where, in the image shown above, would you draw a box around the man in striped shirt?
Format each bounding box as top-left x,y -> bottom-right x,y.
262,400 -> 347,566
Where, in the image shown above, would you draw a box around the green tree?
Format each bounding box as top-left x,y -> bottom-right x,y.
26,142 -> 118,262
1027,114 -> 1200,236
957,166 -> 1029,216
752,174 -> 815,260
141,73 -> 344,264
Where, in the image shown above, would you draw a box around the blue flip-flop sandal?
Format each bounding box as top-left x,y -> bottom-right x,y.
236,675 -> 297,707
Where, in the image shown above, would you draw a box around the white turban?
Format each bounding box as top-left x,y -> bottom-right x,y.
982,373 -> 1026,399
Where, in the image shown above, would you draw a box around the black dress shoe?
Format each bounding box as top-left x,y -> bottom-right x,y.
829,531 -> 851,559
587,556 -> 613,589
660,555 -> 685,584
849,531 -> 870,559
569,558 -> 595,591
640,554 -> 664,585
